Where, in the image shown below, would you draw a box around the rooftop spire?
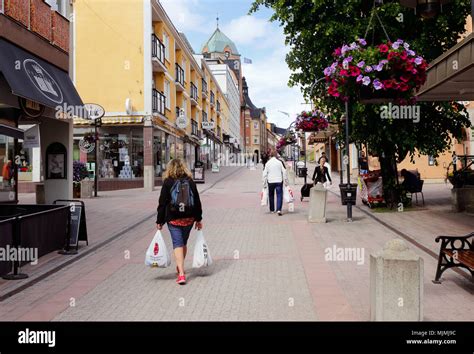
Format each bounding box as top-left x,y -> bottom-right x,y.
216,13 -> 219,29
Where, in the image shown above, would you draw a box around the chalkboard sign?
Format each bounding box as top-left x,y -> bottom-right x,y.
53,200 -> 88,250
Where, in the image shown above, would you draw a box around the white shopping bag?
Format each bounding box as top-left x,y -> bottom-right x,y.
283,185 -> 294,203
145,231 -> 171,268
260,187 -> 269,206
288,202 -> 295,213
192,230 -> 213,268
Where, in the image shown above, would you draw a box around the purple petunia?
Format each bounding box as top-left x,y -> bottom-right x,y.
392,42 -> 400,50
358,38 -> 367,46
365,66 -> 373,73
407,49 -> 415,56
357,61 -> 365,68
414,57 -> 423,65
362,76 -> 371,86
356,74 -> 363,82
373,79 -> 383,90
375,64 -> 384,72
341,44 -> 350,55
324,66 -> 333,76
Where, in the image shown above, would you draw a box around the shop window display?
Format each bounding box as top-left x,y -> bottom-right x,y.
0,135 -> 15,202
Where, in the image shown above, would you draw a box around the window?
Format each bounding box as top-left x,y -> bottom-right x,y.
163,32 -> 170,60
182,98 -> 187,117
164,80 -> 171,110
254,122 -> 259,129
182,58 -> 187,82
246,137 -> 249,144
254,137 -> 259,144
428,155 -> 435,166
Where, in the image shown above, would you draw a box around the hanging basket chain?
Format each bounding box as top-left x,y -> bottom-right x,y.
364,1 -> 391,43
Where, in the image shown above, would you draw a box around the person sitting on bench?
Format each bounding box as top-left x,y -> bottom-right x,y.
401,169 -> 420,192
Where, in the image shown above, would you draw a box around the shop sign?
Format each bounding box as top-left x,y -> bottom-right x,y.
79,139 -> 95,153
202,121 -> 215,130
19,98 -> 45,118
24,59 -> 64,104
84,103 -> 105,121
22,125 -> 40,149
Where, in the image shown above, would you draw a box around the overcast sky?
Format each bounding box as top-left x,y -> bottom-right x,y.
160,0 -> 308,129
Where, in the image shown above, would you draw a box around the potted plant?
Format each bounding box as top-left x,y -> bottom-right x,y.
295,110 -> 329,132
73,161 -> 89,198
323,38 -> 428,104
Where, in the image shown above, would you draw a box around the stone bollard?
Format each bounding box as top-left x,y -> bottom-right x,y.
308,183 -> 327,223
80,179 -> 94,198
288,169 -> 296,185
370,239 -> 424,321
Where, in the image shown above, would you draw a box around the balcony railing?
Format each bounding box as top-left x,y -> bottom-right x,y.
191,83 -> 198,101
191,119 -> 199,136
210,91 -> 215,105
152,89 -> 166,116
151,34 -> 165,65
202,79 -> 208,96
175,63 -> 185,87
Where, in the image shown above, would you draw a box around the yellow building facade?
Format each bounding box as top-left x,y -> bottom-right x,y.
73,0 -> 230,190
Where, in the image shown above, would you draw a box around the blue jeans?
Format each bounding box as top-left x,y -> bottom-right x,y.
167,223 -> 193,249
268,182 -> 283,212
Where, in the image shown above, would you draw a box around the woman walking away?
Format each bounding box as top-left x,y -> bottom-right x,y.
262,150 -> 287,216
156,158 -> 202,285
312,157 -> 332,186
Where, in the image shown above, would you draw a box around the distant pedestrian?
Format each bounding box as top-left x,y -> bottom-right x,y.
261,152 -> 269,168
2,160 -> 13,186
156,158 -> 203,285
359,151 -> 369,175
312,157 -> 332,186
262,150 -> 287,216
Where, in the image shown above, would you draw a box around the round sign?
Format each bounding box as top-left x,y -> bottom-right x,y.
23,59 -> 63,104
9,192 -> 15,201
79,139 -> 95,153
176,116 -> 188,129
84,103 -> 105,120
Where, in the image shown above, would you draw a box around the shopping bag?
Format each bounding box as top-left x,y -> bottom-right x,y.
288,202 -> 295,213
145,231 -> 171,268
283,185 -> 294,203
260,187 -> 268,206
192,230 -> 213,268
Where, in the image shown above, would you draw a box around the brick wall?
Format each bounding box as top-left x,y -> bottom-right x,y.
4,0 -> 29,27
30,0 -> 52,41
2,0 -> 69,53
51,11 -> 68,52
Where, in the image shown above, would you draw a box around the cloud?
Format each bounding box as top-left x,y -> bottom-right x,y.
159,0 -> 209,34
221,16 -> 274,46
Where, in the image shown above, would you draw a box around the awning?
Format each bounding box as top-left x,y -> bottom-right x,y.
0,124 -> 24,139
417,33 -> 474,101
0,39 -> 83,109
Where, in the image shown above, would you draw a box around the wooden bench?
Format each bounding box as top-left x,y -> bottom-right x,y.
433,232 -> 474,283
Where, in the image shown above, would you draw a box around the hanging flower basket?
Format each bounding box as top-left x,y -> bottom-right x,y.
276,133 -> 296,152
323,38 -> 428,104
295,110 -> 329,132
83,132 -> 97,145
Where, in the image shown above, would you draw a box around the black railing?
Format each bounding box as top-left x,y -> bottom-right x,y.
175,63 -> 185,87
152,89 -> 166,115
151,34 -> 165,65
210,91 -> 215,105
191,83 -> 198,101
202,79 -> 208,95
191,119 -> 199,136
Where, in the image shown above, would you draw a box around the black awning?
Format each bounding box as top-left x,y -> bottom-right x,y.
0,39 -> 83,109
0,124 -> 24,139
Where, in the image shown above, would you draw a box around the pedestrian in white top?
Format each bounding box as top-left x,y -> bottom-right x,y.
262,150 -> 287,216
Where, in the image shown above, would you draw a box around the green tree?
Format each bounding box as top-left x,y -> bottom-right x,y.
250,0 -> 471,206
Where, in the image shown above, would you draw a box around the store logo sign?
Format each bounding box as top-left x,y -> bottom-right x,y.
84,103 -> 105,120
23,59 -> 63,104
202,121 -> 215,130
79,139 -> 95,153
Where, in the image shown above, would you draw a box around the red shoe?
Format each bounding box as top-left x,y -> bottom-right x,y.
176,275 -> 186,285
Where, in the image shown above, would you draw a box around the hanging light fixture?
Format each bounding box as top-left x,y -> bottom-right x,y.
399,0 -> 453,19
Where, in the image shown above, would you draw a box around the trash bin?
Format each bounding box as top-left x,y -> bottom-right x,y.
339,183 -> 358,206
297,167 -> 308,178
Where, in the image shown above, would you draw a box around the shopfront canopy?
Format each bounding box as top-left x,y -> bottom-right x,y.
0,39 -> 83,110
417,33 -> 474,101
0,124 -> 24,139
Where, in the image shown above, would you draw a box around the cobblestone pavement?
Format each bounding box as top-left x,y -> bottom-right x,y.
1,165 -> 472,321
